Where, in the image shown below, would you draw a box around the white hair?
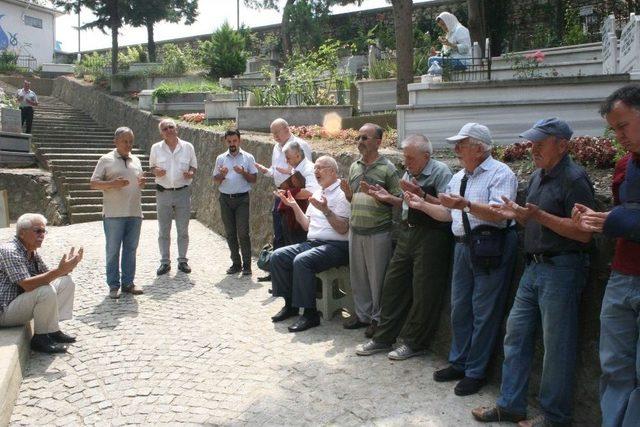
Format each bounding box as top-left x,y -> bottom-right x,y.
158,118 -> 176,132
16,213 -> 47,235
282,140 -> 305,158
400,134 -> 433,155
468,137 -> 493,154
315,155 -> 338,173
114,126 -> 133,140
270,117 -> 289,129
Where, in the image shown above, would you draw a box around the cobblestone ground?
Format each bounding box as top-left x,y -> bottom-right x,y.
5,220 -> 503,426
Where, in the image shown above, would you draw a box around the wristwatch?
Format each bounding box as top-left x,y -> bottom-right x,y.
463,201 -> 471,213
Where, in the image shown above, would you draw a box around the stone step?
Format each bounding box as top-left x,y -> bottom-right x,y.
32,137 -> 114,143
67,195 -> 157,205
48,158 -> 149,166
38,147 -> 146,154
68,189 -> 156,198
68,211 -> 159,223
62,177 -> 155,187
46,155 -> 149,164
69,202 -> 157,213
33,143 -> 119,150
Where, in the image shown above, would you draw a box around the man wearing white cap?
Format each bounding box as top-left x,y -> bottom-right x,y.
405,123 -> 518,396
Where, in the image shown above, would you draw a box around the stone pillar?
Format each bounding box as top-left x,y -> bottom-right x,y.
601,14 -> 618,75
619,13 -> 640,80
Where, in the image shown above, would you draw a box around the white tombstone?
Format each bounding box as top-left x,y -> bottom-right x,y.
619,13 -> 640,77
601,14 -> 618,74
0,190 -> 9,228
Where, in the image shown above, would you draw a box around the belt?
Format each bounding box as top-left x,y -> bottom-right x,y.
156,184 -> 188,192
454,235 -> 467,244
220,192 -> 249,198
525,251 -> 582,265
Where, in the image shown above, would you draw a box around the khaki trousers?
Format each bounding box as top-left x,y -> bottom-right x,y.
0,276 -> 75,334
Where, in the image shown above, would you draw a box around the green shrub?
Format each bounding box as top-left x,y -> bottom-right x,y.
0,50 -> 18,73
159,44 -> 197,76
152,81 -> 230,101
368,57 -> 396,79
75,52 -> 108,78
200,22 -> 247,78
118,45 -> 148,69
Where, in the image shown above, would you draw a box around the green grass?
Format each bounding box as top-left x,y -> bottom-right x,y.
152,81 -> 231,101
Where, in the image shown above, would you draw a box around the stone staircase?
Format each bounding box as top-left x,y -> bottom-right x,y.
30,96 -> 158,223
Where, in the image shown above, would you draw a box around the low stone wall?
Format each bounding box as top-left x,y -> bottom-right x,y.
0,169 -> 67,224
51,75 -> 612,424
0,76 -> 54,96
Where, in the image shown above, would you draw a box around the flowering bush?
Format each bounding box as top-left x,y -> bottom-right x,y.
179,113 -> 205,124
503,50 -> 545,79
493,136 -> 624,169
291,125 -> 397,148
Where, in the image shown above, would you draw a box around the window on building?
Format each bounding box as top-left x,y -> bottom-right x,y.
24,15 -> 43,29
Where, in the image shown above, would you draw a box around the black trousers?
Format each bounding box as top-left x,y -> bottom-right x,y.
20,106 -> 34,133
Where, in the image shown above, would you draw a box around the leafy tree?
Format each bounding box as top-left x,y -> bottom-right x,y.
54,0 -> 128,74
199,22 -> 247,78
125,0 -> 198,63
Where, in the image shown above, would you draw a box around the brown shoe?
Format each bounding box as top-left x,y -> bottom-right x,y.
472,406 -> 526,423
364,320 -> 378,338
122,285 -> 144,295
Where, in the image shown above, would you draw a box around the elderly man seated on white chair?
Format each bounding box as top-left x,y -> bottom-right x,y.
269,155 -> 351,333
0,213 -> 83,354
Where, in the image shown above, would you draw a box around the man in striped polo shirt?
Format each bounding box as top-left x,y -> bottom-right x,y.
341,123 -> 401,337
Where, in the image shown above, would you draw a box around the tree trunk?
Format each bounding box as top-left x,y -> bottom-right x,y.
111,24 -> 118,74
281,0 -> 295,57
467,0 -> 485,53
392,0 -> 413,106
147,21 -> 156,63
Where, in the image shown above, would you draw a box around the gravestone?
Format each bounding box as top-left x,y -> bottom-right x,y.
619,13 -> 640,76
0,190 -> 8,228
601,14 -> 618,74
0,108 -> 22,134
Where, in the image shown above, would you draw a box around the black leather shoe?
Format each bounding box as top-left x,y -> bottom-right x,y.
31,334 -> 67,354
257,275 -> 271,282
242,266 -> 252,276
433,365 -> 465,382
156,263 -> 171,276
178,262 -> 191,273
288,315 -> 320,332
271,305 -> 298,322
49,330 -> 76,343
455,376 -> 487,396
226,264 -> 241,274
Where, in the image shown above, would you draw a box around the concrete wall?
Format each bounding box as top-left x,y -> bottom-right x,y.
51,76 -> 613,425
0,1 -> 57,66
237,106 -> 353,132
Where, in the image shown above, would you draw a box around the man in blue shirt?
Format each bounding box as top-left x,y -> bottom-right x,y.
213,129 -> 258,275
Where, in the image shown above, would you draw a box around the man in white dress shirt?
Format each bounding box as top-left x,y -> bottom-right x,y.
149,118 -> 198,276
213,129 -> 258,275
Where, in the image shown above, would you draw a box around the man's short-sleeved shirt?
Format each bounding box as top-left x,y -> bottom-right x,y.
306,180 -> 351,241
0,237 -> 48,313
267,135 -> 313,187
446,156 -> 518,236
16,88 -> 37,108
91,149 -> 144,218
348,156 -> 401,235
215,149 -> 258,195
293,158 -> 320,194
149,139 -> 198,189
401,158 -> 452,220
524,154 -> 595,253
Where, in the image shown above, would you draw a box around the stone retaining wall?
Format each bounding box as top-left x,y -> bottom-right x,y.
0,169 -> 67,225
51,75 -> 612,424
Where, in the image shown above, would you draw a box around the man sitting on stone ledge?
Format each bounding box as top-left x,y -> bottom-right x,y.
270,155 -> 350,333
0,213 -> 83,354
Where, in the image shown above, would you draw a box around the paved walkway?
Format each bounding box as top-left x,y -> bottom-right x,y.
4,220 -> 502,426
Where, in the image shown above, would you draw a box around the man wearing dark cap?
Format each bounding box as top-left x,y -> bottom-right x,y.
472,118 -> 595,427
409,123 -> 518,396
573,85 -> 640,427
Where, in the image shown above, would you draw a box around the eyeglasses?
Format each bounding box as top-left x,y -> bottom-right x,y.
161,125 -> 175,131
355,135 -> 371,142
32,228 -> 47,235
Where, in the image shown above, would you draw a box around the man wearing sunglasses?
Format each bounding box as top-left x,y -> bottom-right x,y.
0,213 -> 83,353
149,119 -> 198,276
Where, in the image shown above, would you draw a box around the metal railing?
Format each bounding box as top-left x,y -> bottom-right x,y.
445,39 -> 492,82
16,55 -> 37,72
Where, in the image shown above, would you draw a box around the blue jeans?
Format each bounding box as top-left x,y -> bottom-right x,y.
449,229 -> 517,379
497,253 -> 589,423
103,217 -> 143,290
271,240 -> 349,309
599,271 -> 640,427
427,56 -> 467,72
